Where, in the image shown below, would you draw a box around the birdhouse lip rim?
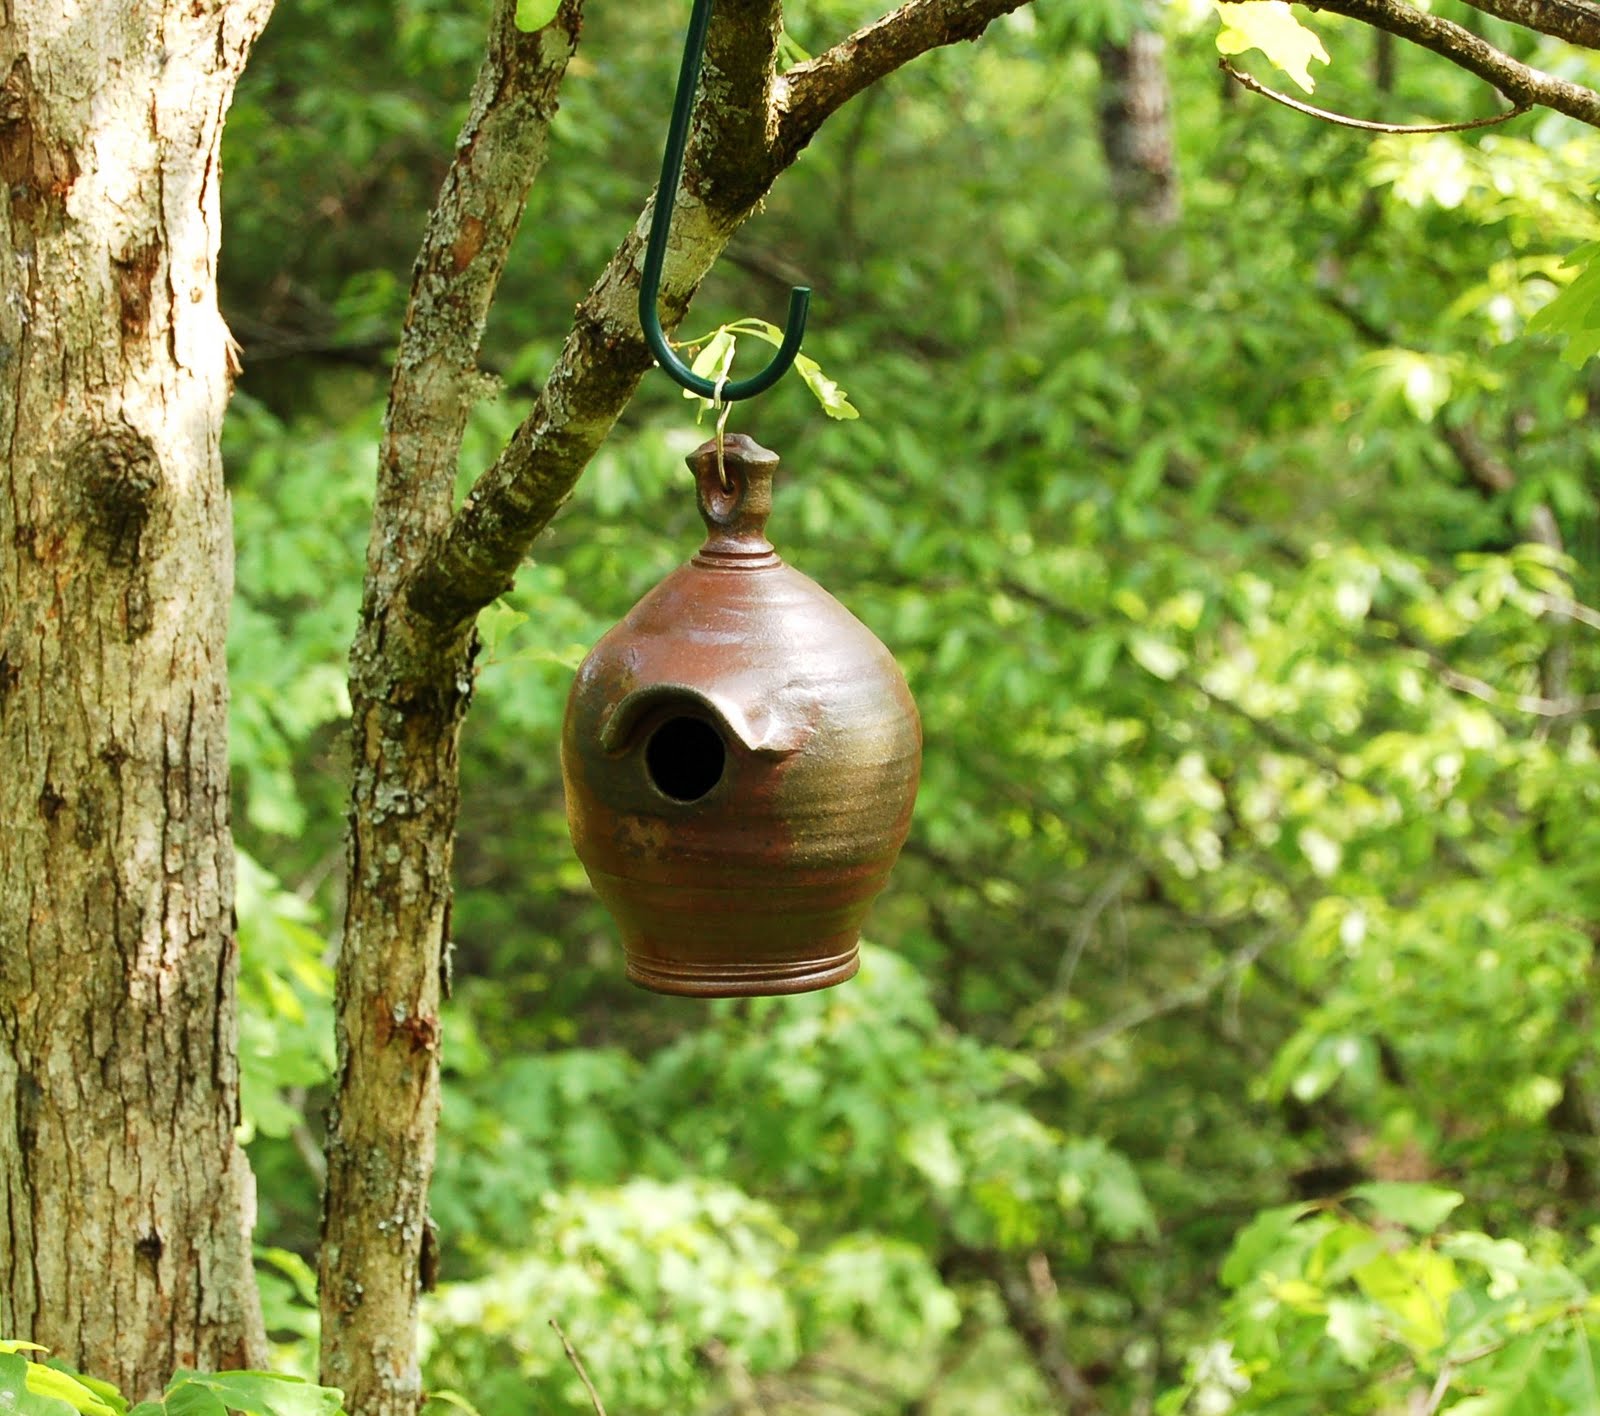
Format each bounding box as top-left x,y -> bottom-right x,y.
690,548 -> 783,571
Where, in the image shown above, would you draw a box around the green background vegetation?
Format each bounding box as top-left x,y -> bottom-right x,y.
209,0 -> 1600,1410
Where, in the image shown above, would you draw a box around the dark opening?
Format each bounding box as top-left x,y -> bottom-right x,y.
645,716 -> 726,803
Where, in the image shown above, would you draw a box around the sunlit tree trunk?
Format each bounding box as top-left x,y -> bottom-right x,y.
0,0 -> 271,1394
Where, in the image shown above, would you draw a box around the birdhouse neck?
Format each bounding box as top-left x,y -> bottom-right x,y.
691,434 -> 783,568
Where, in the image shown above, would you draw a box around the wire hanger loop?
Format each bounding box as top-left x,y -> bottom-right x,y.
638,0 -> 810,401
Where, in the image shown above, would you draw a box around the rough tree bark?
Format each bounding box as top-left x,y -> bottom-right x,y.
0,0 -> 273,1397
317,4 -> 584,1408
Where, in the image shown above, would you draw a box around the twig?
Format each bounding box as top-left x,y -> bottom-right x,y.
1060,929 -> 1281,1058
1433,662 -> 1600,717
550,1319 -> 607,1416
702,1339 -> 766,1415
1220,58 -> 1529,132
1055,862 -> 1134,996
284,1090 -> 327,1185
1540,592 -> 1600,634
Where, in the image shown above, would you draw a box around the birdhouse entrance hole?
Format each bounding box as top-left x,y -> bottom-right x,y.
645,716 -> 726,803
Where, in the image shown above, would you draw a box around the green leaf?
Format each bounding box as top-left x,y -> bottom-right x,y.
168,1374 -> 343,1416
1350,1182 -> 1464,1233
724,319 -> 860,419
900,1121 -> 963,1191
43,1376 -> 121,1416
129,1385 -> 225,1416
1220,1204 -> 1312,1288
684,329 -> 738,412
775,30 -> 811,68
1215,1 -> 1330,93
1326,1297 -> 1382,1366
0,1354 -> 120,1416
152,1388 -> 226,1416
477,601 -> 529,659
1528,242 -> 1600,365
1351,1247 -> 1459,1350
21,1369 -> 116,1416
513,0 -> 561,32
1128,633 -> 1184,681
421,1394 -> 483,1416
0,1354 -> 76,1416
794,354 -> 860,421
1084,1151 -> 1158,1241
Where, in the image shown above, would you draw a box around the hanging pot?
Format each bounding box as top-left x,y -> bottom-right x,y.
561,434 -> 922,997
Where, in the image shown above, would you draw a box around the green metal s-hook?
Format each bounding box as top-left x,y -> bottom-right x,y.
639,0 -> 811,401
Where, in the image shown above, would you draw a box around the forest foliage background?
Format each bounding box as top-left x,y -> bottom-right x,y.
214,0 -> 1600,1410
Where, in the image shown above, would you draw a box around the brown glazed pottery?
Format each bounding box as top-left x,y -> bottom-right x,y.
562,433 -> 922,997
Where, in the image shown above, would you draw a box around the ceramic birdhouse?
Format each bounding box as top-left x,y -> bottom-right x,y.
562,434 -> 922,998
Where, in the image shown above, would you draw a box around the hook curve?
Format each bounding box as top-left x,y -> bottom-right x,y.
638,0 -> 811,402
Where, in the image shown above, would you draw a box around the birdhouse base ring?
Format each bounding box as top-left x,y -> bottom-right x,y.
624,944 -> 861,998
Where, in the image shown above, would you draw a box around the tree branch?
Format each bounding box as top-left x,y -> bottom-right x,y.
697,0 -> 785,212
957,1249 -> 1104,1413
1456,0 -> 1600,50
1238,0 -> 1600,129
774,0 -> 1036,161
366,0 -> 583,606
318,6 -> 583,1414
1221,57 -> 1530,132
405,0 -> 1039,634
1437,420 -> 1516,496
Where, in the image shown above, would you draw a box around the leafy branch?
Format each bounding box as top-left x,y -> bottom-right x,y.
1216,0 -> 1600,128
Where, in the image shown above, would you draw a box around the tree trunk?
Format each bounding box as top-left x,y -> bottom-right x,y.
1096,29 -> 1179,230
0,0 -> 271,1395
317,10 -> 582,1414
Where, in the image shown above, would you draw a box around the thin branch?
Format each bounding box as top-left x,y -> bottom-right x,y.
1432,660 -> 1600,716
284,1089 -> 328,1185
1438,420 -> 1516,496
1060,929 -> 1281,1058
403,0 -> 785,631
405,0 -> 1041,634
1220,58 -> 1529,132
1231,0 -> 1600,129
967,1250 -> 1105,1413
1540,592 -> 1600,634
550,1319 -> 608,1416
1055,862 -> 1134,996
